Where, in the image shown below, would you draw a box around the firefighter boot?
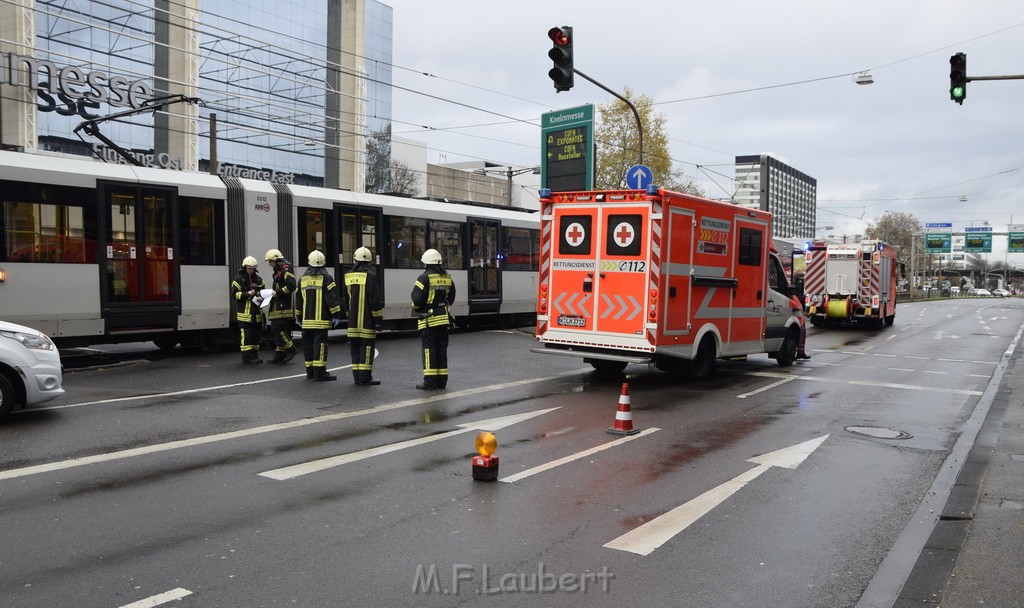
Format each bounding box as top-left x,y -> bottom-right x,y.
313,369 -> 337,382
281,345 -> 298,364
243,351 -> 263,364
306,366 -> 315,379
269,351 -> 287,364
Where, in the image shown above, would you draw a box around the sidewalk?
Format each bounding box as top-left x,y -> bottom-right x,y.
894,343 -> 1024,607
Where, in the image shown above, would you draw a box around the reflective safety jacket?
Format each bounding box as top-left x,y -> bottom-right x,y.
343,262 -> 384,338
411,265 -> 456,330
299,267 -> 341,330
231,267 -> 265,324
268,259 -> 297,320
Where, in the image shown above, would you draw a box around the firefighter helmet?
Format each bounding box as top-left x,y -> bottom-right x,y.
265,248 -> 284,262
242,256 -> 258,268
307,250 -> 326,267
354,246 -> 372,262
421,249 -> 442,265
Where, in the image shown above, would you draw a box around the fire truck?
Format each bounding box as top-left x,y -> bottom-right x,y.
802,239 -> 898,328
531,187 -> 803,378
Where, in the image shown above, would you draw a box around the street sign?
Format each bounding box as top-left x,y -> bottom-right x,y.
541,104 -> 594,192
925,222 -> 952,229
625,164 -> 654,190
964,228 -> 992,253
1010,224 -> 1024,253
925,232 -> 952,253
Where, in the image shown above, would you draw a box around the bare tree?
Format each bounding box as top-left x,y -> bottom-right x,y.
365,124 -> 419,195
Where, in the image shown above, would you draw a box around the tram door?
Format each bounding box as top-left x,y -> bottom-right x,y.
335,205 -> 382,298
99,183 -> 180,330
468,218 -> 501,314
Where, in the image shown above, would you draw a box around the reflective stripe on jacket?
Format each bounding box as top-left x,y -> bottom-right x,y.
411,266 -> 455,331
343,263 -> 384,338
269,260 -> 297,320
231,268 -> 264,324
299,268 -> 341,330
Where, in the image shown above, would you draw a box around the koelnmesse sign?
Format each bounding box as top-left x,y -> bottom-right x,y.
1,52 -> 153,117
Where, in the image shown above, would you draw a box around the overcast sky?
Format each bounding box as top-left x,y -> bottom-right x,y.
385,1 -> 1024,261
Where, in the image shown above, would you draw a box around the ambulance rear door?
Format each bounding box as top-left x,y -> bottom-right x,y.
547,198 -> 651,344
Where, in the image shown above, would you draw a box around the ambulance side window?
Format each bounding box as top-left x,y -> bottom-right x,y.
738,228 -> 762,266
768,256 -> 789,293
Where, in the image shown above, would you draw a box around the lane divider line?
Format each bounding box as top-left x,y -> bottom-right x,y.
119,588 -> 192,608
499,427 -> 662,483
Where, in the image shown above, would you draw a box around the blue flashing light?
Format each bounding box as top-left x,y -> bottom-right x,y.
646,184 -> 658,195
539,187 -> 552,199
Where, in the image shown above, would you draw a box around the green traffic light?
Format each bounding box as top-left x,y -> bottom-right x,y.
951,86 -> 965,99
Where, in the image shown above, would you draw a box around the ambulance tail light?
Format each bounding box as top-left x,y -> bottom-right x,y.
539,283 -> 549,313
648,289 -> 658,321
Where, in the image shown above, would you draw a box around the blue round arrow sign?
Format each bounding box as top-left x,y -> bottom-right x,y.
625,164 -> 653,190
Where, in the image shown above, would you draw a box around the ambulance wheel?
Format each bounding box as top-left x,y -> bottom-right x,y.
776,329 -> 799,367
884,314 -> 895,326
586,359 -> 627,375
153,335 -> 178,351
809,317 -> 823,328
687,337 -> 716,380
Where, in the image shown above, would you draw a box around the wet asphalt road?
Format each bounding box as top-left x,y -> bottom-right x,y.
1,298 -> 1022,608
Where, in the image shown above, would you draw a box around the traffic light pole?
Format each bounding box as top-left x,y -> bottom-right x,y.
965,75 -> 1024,81
573,68 -> 643,166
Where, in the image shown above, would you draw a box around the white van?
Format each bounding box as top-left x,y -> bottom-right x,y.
0,320 -> 64,420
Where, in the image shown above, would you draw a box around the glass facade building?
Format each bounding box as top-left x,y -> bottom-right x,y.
2,0 -> 393,189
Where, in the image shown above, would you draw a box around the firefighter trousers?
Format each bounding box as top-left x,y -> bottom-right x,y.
302,328 -> 329,376
239,322 -> 261,361
270,318 -> 296,353
349,337 -> 376,383
419,325 -> 449,388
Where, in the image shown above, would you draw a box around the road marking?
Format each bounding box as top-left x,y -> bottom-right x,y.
119,588 -> 193,608
938,358 -> 964,362
924,371 -> 948,375
604,435 -> 828,556
259,408 -> 559,481
499,427 -> 661,483
905,356 -> 930,360
841,351 -> 867,355
737,376 -> 796,399
0,371 -> 584,481
872,353 -> 897,358
888,368 -> 914,372
743,371 -> 983,396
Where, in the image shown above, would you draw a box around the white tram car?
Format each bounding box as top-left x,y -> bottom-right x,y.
0,150 -> 539,350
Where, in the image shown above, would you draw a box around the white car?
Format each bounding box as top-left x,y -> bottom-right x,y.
972,288 -> 992,297
0,321 -> 64,420
992,288 -> 1011,297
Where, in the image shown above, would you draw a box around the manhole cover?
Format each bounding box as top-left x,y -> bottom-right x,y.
845,426 -> 912,440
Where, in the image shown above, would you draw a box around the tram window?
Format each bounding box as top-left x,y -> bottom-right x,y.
297,207 -> 334,265
177,197 -> 224,265
504,227 -> 538,271
387,216 -> 426,269
1,199 -> 92,263
429,220 -> 463,270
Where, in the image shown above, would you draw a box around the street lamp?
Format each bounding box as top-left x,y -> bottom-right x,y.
473,165 -> 541,206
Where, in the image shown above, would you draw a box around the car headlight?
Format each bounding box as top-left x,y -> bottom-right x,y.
0,330 -> 55,351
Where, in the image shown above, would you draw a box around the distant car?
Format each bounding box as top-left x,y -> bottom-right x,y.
992,288 -> 1011,297
950,286 -> 960,295
0,321 -> 64,420
973,288 -> 992,297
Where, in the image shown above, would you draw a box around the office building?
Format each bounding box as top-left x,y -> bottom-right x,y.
734,154 -> 818,238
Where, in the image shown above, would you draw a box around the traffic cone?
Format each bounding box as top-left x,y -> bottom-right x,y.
607,382 -> 641,436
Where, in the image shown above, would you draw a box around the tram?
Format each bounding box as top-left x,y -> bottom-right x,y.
0,150 -> 539,350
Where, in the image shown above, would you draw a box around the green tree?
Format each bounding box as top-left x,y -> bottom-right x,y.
365,124 -> 419,195
593,87 -> 703,196
865,211 -> 921,265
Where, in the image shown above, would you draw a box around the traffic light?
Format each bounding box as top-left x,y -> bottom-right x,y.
949,52 -> 967,104
547,26 -> 574,92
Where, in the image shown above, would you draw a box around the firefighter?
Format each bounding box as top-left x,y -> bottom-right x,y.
790,294 -> 811,360
342,246 -> 384,385
264,248 -> 299,364
299,250 -> 341,381
231,255 -> 265,364
411,248 -> 456,390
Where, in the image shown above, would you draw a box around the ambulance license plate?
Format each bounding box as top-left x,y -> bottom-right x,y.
557,315 -> 586,327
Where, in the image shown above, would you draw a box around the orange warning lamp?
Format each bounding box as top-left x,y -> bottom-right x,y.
472,431 -> 500,481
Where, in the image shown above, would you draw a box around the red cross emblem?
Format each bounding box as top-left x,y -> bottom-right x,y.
613,222 -> 635,247
565,222 -> 586,247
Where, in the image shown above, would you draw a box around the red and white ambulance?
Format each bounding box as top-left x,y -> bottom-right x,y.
532,187 -> 802,378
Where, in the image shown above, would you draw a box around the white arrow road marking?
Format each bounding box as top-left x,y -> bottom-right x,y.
604,435 -> 829,556
119,588 -> 193,608
500,427 -> 661,483
259,408 -> 560,481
